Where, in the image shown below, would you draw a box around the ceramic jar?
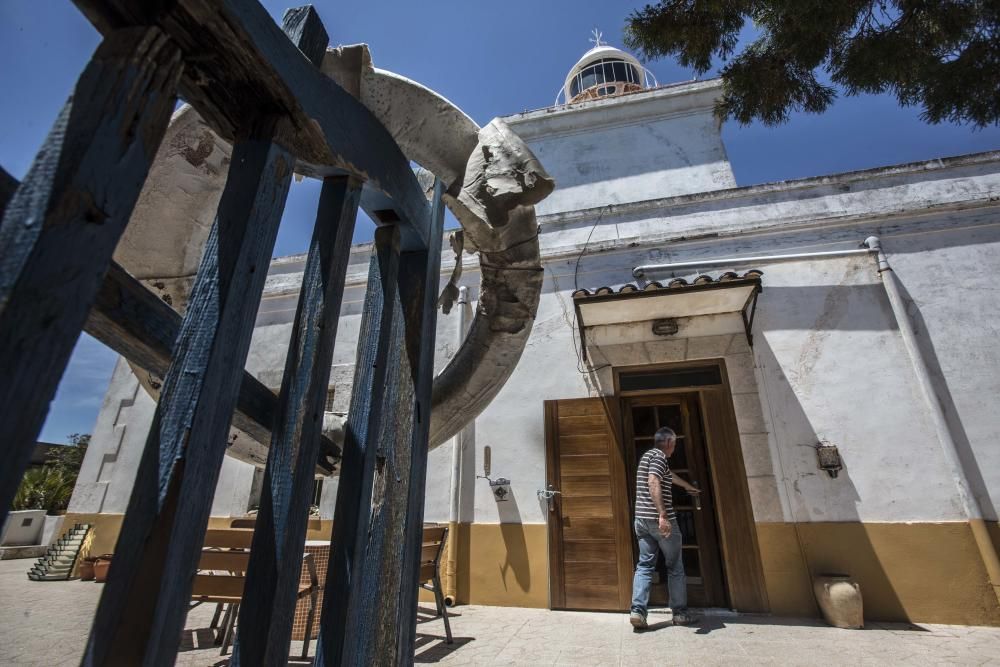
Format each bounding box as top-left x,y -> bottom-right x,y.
813,574 -> 863,629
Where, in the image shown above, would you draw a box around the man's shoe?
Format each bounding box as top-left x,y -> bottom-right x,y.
629,610 -> 648,629
672,610 -> 698,626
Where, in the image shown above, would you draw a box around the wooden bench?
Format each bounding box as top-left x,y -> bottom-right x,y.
419,525 -> 453,644
191,528 -> 318,657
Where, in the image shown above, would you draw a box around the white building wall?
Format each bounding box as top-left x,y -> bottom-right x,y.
506,80 -> 736,217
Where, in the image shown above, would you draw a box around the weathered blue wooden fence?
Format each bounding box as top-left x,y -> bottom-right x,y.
0,2 -> 443,664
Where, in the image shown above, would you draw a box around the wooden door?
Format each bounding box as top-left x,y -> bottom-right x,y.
545,398 -> 632,611
623,394 -> 728,608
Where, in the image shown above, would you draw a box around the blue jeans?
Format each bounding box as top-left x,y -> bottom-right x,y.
630,518 -> 686,615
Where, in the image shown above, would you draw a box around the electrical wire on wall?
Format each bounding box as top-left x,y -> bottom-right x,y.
565,206 -> 612,375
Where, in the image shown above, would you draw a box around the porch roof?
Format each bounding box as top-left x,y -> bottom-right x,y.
571,271 -> 763,356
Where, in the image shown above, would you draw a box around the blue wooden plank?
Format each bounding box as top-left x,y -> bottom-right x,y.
0,27 -> 181,529
231,174 -> 361,666
0,166 -> 17,218
316,225 -> 403,665
81,122 -> 292,667
337,180 -> 447,664
395,179 -> 447,664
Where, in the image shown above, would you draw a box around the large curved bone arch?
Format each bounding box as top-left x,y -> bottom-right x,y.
115,45 -> 553,467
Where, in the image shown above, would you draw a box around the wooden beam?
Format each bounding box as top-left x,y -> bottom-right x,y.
341,241 -> 414,663
0,27 -> 182,529
395,179 -> 447,664
0,166 -> 17,218
232,148 -> 363,665
72,0 -> 431,250
324,182 -> 444,664
338,180 -> 446,664
317,226 -> 402,665
86,261 -> 340,474
82,119 -> 292,667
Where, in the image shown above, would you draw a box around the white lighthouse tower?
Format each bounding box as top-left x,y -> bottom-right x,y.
505,35 -> 737,217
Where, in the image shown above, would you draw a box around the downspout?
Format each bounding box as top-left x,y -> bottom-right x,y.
443,286 -> 470,606
864,236 -> 1000,608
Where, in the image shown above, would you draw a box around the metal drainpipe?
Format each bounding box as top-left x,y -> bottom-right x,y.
633,248 -> 875,278
864,236 -> 1000,607
443,286 -> 470,606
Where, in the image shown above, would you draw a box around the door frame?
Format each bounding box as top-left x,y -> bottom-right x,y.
613,358 -> 770,612
620,391 -> 729,608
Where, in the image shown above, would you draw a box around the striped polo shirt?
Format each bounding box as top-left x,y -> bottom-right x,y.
634,449 -> 674,521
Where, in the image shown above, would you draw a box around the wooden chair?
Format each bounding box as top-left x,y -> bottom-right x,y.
419,525 -> 452,644
191,528 -> 319,657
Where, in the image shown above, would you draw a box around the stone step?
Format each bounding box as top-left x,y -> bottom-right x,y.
39,552 -> 76,562
28,572 -> 71,581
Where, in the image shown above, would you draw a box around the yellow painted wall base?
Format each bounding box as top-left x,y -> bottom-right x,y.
63,511 -> 997,626
455,522 -> 549,609
756,521 -> 1000,627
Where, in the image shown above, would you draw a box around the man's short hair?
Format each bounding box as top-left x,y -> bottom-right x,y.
654,426 -> 676,445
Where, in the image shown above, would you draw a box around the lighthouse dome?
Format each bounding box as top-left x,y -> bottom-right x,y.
562,36 -> 648,104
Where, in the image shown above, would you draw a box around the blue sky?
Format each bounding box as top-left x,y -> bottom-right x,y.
2,1 -> 998,443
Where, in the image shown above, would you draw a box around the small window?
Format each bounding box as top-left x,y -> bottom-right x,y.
619,365 -> 722,392
325,386 -> 336,412
612,61 -> 628,81
598,85 -> 617,96
21,518 -> 33,527
312,479 -> 324,507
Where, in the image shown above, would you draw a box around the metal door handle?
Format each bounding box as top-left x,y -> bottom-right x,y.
538,484 -> 561,511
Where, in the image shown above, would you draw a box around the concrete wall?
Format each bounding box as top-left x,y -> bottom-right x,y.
70,357 -> 257,519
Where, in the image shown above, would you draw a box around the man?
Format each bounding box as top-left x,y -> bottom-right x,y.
630,426 -> 701,629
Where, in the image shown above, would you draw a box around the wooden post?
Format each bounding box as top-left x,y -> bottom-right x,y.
317,225 -> 403,665
231,175 -> 361,666
81,120 -> 293,667
0,27 -> 182,528
0,166 -> 17,217
395,180 -> 447,664
336,181 -> 447,664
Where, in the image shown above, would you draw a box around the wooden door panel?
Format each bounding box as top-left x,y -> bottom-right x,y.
559,434 -> 610,455
565,584 -> 620,610
558,414 -> 609,434
561,475 -> 613,496
564,560 -> 618,585
546,398 -> 632,611
563,540 -> 618,562
556,401 -> 606,417
561,495 -> 614,518
561,516 -> 615,541
559,454 -> 610,476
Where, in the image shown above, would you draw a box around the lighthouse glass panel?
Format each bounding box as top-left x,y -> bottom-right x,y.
570,59 -> 643,100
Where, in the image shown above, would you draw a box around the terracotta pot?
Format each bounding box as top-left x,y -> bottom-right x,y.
813,574 -> 863,629
94,555 -> 113,583
79,557 -> 98,581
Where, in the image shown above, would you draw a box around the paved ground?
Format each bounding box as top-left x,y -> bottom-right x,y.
2,559 -> 999,665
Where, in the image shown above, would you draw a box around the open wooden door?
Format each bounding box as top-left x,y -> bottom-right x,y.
544,398 -> 632,611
